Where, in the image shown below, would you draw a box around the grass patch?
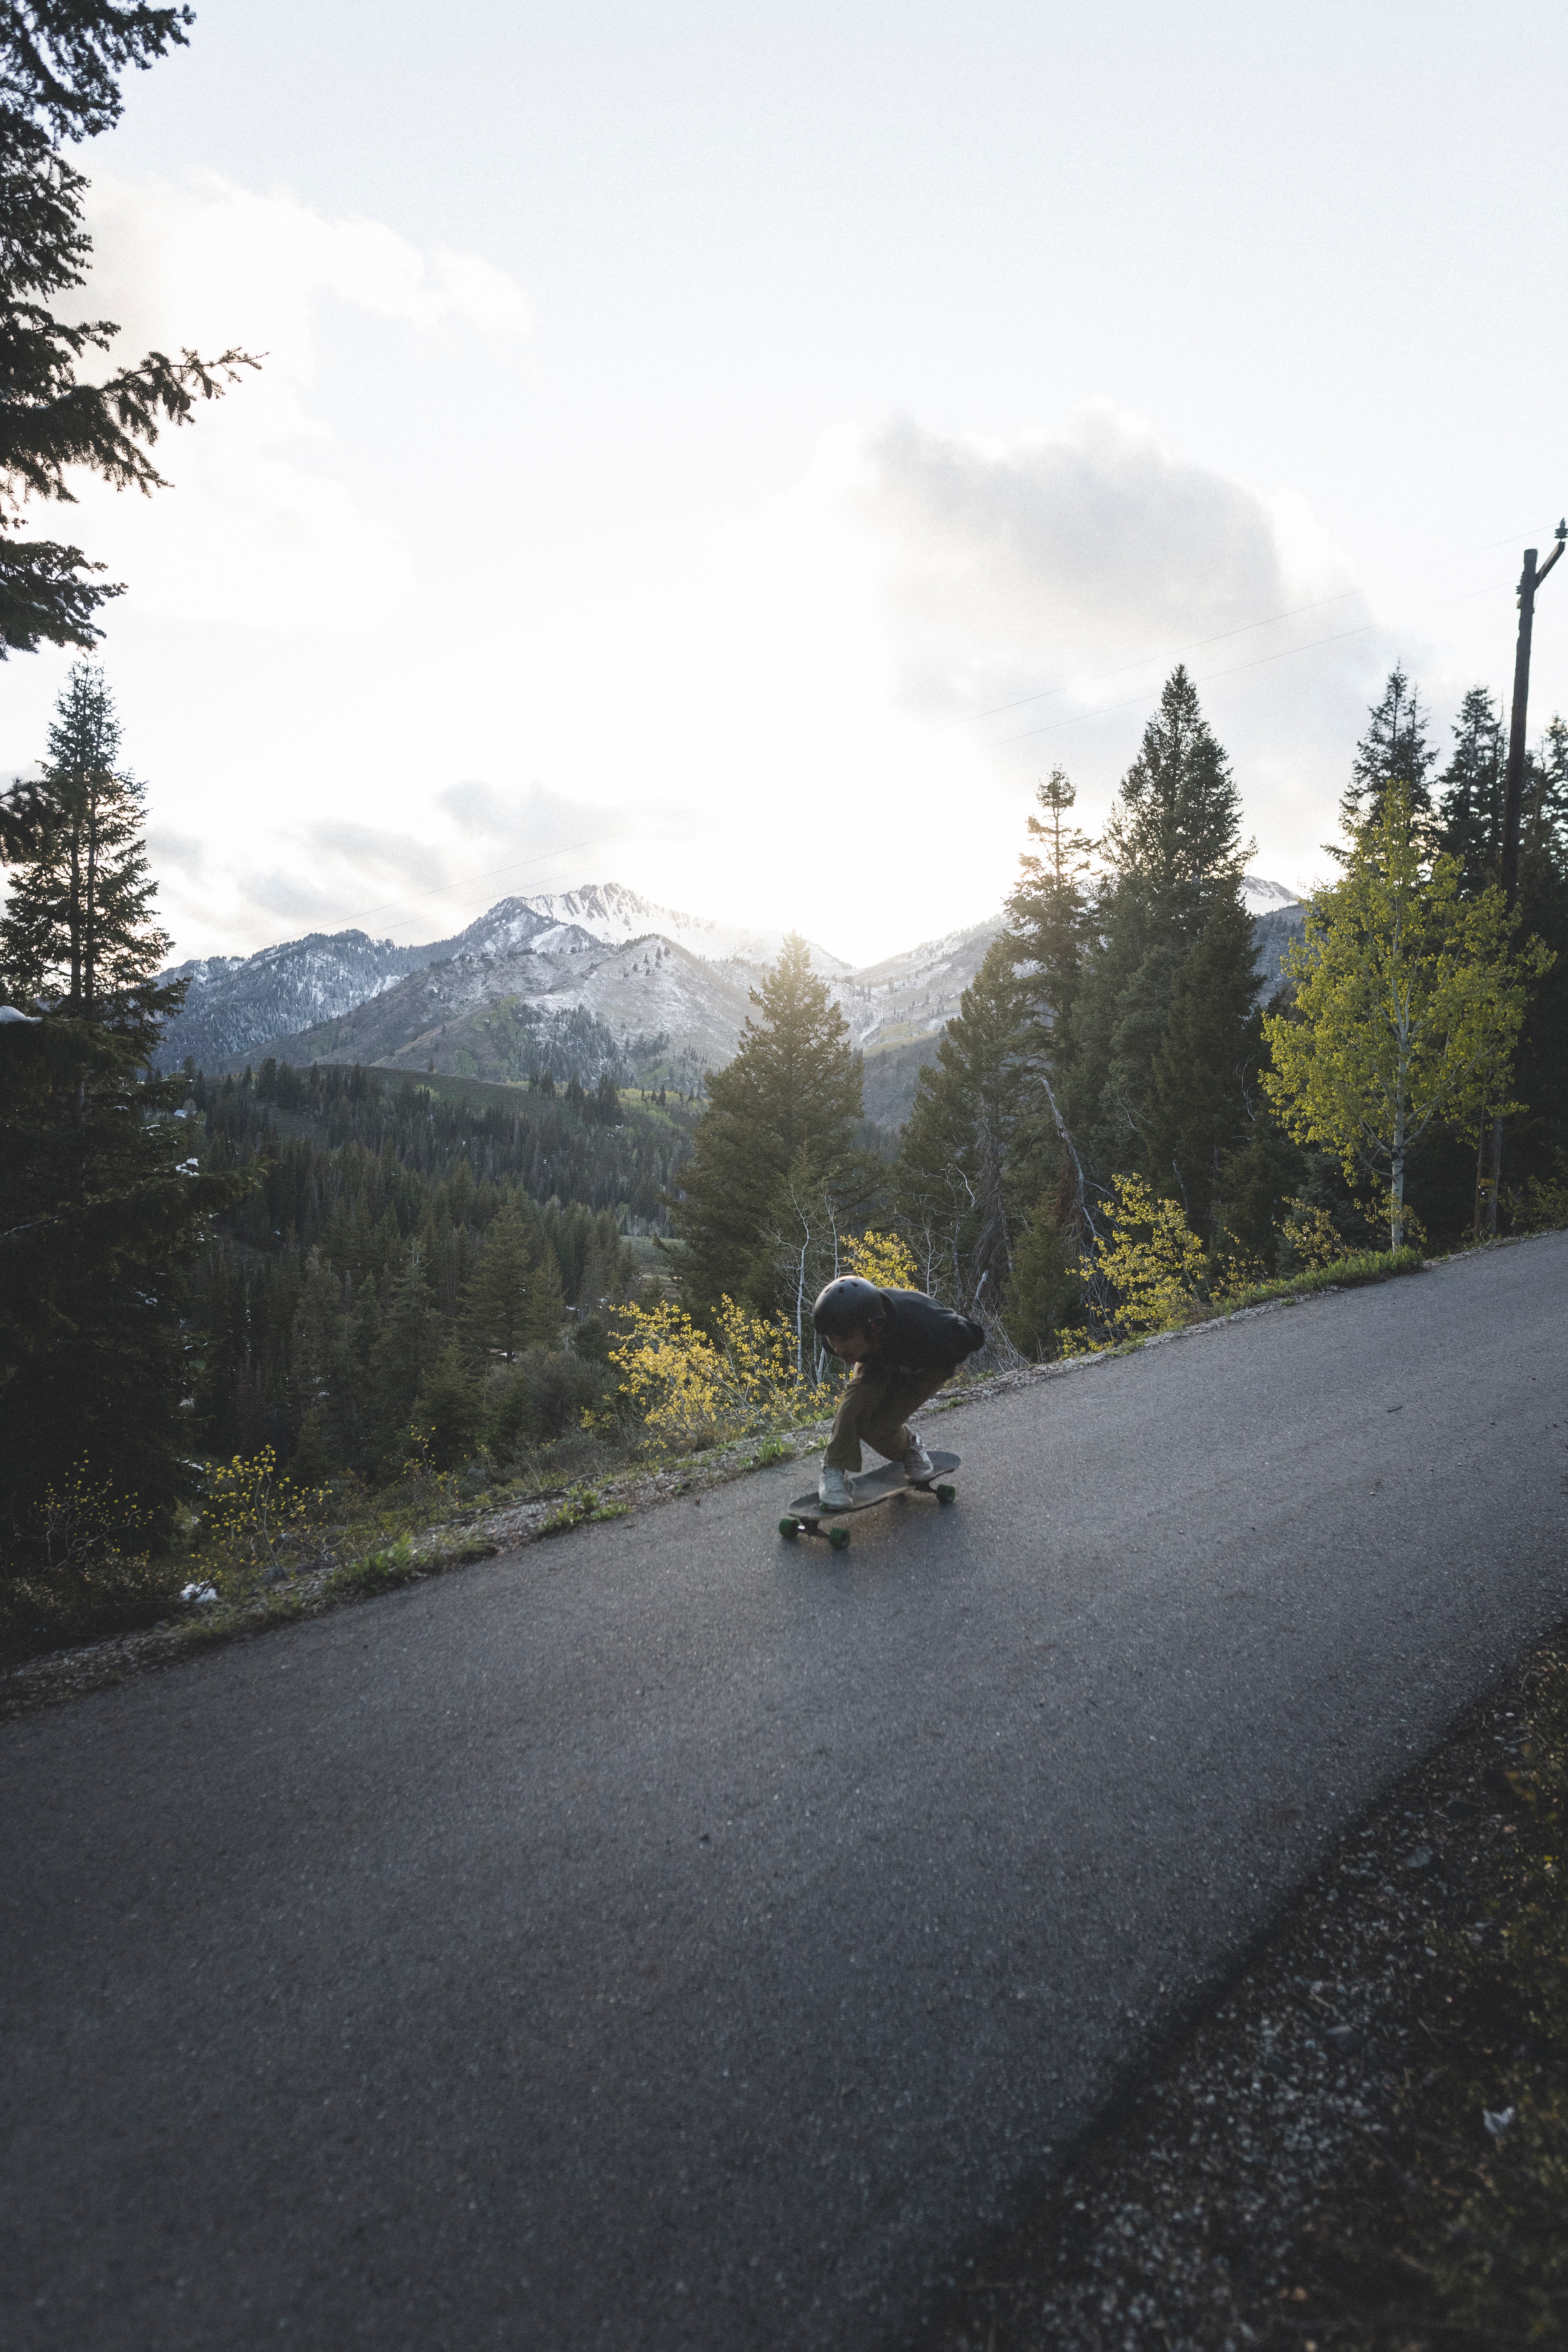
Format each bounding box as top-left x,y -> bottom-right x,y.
324,1537 -> 424,1597
538,1484 -> 632,1537
748,1435 -> 796,1468
1206,1243 -> 1426,1319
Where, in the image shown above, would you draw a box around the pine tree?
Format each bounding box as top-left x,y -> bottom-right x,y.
1144,895 -> 1264,1239
0,4 -> 254,665
896,935 -> 1033,1312
289,1250 -> 354,1468
1522,713 -> 1568,874
1006,767 -> 1095,1060
1064,668 -> 1251,1188
369,1241 -> 442,1463
1001,1194 -> 1078,1358
0,665 -> 172,1038
1435,686 -> 1505,888
1508,713 -> 1568,1197
412,1343 -> 485,1471
459,1204 -> 537,1363
1336,667 -> 1436,845
0,1016 -> 244,1551
665,935 -> 864,1320
1101,665 -> 1250,934
0,662 -> 248,1557
525,1246 -> 566,1349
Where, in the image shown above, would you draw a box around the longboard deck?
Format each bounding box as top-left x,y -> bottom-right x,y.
781,1452 -> 960,1547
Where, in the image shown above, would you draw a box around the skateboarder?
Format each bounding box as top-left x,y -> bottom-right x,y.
812,1277 -> 985,1508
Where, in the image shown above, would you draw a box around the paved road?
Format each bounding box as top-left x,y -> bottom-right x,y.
4,1240 -> 1566,2352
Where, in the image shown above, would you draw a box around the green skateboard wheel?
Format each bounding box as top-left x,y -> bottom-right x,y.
936,1483 -> 957,1504
778,1517 -> 799,1539
828,1524 -> 851,1550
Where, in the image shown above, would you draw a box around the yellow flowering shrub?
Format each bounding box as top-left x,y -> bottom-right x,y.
839,1229 -> 920,1290
608,1295 -> 818,1450
1275,1196 -> 1351,1271
32,1461 -> 151,1570
1092,1174 -> 1208,1337
201,1447 -> 329,1576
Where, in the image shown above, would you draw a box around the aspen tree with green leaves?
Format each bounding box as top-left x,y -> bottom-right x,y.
1263,785 -> 1553,1249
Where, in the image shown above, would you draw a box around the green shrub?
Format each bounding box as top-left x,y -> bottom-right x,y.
488,1346 -> 613,1456
0,1462 -> 187,1659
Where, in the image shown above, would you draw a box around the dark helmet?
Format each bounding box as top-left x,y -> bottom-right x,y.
812,1275 -> 887,1337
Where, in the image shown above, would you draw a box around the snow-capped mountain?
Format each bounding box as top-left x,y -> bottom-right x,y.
457,884 -> 849,975
159,928 -> 466,1069
155,875 -> 1307,1122
1240,874 -> 1303,916
832,919 -> 1001,1053
155,886 -> 846,1072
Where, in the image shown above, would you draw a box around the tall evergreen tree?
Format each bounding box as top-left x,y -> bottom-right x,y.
1064,667 -> 1252,1189
1522,713 -> 1568,873
1006,767 -> 1094,1068
459,1204 -> 538,1364
370,1240 -> 442,1461
1336,666 -> 1436,845
1435,685 -> 1505,887
0,1015 -> 238,1554
0,2 -> 253,669
1507,712 -> 1568,1198
1144,893 -> 1264,1239
0,663 -> 247,1553
0,663 -> 168,1026
665,935 -> 863,1320
895,935 -> 1034,1312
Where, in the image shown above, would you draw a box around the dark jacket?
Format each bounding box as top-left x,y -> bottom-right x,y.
867,1288 -> 985,1376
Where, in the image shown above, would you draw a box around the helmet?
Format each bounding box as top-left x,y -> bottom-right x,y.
812,1276 -> 887,1337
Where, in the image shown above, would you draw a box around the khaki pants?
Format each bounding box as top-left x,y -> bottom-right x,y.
824,1364 -> 950,1473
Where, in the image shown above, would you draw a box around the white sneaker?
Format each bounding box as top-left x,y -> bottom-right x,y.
902,1434 -> 934,1481
818,1465 -> 854,1510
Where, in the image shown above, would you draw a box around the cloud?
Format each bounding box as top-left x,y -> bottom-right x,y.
176,779 -> 695,956
850,403 -> 1369,719
78,169 -> 530,376
306,819 -> 447,891
49,173 -> 532,633
145,825 -> 207,879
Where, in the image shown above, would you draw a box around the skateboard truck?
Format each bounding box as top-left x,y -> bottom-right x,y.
778,1454 -> 960,1548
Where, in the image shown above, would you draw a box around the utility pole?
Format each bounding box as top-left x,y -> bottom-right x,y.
1479,516 -> 1566,1236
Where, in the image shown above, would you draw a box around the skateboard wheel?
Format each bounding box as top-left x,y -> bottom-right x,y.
936,1483 -> 957,1504
828,1524 -> 851,1550
778,1517 -> 800,1539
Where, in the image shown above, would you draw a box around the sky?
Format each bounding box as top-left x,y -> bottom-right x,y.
5,0 -> 1568,969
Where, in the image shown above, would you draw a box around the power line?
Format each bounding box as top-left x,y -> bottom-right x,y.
941,587 -> 1363,729
943,520 -> 1548,734
989,621 -> 1378,749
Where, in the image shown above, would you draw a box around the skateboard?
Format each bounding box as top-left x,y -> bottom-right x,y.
779,1453 -> 960,1548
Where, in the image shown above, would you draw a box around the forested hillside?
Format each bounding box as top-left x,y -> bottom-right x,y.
181,1058 -> 700,1472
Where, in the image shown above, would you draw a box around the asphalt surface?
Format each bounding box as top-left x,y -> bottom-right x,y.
4,1239 -> 1566,2352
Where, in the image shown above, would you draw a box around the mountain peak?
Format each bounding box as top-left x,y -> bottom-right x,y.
456,884 -> 849,974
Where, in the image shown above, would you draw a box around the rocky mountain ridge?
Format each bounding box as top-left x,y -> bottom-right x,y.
157,877 -> 1305,1123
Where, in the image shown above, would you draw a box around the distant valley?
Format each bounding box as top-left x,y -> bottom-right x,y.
157,877 -> 1305,1128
